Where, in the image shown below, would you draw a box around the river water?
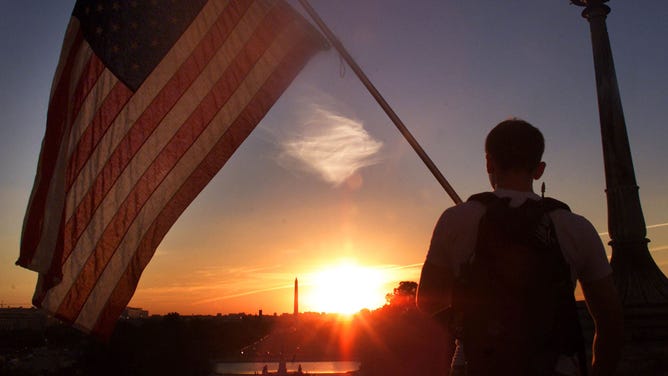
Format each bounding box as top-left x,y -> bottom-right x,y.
213,361 -> 360,375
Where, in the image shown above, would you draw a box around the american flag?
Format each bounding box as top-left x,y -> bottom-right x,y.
18,0 -> 326,337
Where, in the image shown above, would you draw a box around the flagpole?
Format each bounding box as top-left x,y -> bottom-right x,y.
297,0 -> 463,205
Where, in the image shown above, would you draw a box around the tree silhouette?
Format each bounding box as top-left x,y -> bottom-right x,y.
385,281 -> 418,309
356,281 -> 450,376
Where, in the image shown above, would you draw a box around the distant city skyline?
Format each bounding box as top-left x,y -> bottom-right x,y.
1,1 -> 667,315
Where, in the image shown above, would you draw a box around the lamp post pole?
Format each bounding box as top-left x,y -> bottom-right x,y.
572,0 -> 668,305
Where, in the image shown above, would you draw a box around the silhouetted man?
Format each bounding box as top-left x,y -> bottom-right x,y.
417,119 -> 623,375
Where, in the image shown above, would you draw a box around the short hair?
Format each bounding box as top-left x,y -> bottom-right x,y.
485,119 -> 544,172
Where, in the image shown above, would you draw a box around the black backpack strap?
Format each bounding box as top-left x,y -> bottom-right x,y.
468,192 -> 571,214
540,197 -> 570,213
467,192 -> 499,206
538,198 -> 588,376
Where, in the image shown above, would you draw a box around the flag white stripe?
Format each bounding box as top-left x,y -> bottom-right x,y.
30,121 -> 71,274
29,21 -> 92,273
66,45 -> 95,110
75,20 -> 300,329
62,0 -> 268,270
40,0 -> 232,313
67,0 -> 268,276
42,0 -> 266,314
66,68 -> 118,160
63,0 -> 229,222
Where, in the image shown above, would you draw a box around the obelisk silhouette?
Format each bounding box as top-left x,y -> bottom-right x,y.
294,278 -> 299,316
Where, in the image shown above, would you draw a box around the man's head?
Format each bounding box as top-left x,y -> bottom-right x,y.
485,119 -> 546,190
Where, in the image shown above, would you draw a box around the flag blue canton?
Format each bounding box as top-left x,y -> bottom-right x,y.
73,0 -> 207,91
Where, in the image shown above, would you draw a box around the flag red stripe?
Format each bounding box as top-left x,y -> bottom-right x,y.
55,0 -> 292,321
65,81 -> 132,191
91,31 -> 320,336
19,29 -> 86,266
59,0 -> 253,264
61,82 -> 133,265
64,52 -> 106,162
38,53 -> 105,285
36,0 -> 251,310
67,55 -> 107,157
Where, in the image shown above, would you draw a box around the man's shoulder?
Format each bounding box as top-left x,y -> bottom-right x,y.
442,197 -> 486,218
549,207 -> 599,234
529,196 -> 597,234
540,196 -> 589,222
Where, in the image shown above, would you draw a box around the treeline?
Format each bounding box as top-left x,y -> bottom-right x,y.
354,281 -> 453,376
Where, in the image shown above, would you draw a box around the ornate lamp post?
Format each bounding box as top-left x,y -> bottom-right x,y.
572,0 -> 668,305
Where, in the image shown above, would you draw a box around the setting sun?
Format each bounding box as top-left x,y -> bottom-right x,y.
303,262 -> 389,314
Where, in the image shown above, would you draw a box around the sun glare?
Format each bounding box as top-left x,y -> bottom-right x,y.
303,262 -> 388,315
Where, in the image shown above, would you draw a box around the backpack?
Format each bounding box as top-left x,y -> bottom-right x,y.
451,193 -> 586,376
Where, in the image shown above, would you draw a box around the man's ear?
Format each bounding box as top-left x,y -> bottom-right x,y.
533,161 -> 546,180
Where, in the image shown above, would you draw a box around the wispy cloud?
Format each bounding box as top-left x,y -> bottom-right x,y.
136,264 -> 295,300
279,106 -> 382,186
648,222 -> 668,230
598,221 -> 668,237
650,245 -> 668,253
384,263 -> 424,271
193,283 -> 294,305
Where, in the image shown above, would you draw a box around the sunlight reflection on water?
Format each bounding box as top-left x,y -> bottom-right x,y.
214,361 -> 360,375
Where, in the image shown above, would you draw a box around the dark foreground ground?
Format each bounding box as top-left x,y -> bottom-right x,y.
1,306 -> 449,376
2,303 -> 668,375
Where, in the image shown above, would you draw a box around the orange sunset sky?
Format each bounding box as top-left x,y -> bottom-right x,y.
1,1 -> 667,316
